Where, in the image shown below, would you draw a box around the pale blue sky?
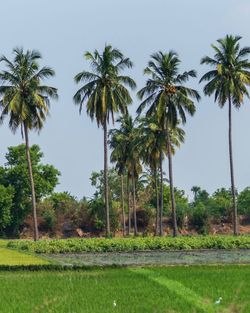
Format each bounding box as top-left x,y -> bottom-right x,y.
1,0 -> 250,200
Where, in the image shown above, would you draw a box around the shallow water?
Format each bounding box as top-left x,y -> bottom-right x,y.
43,249 -> 250,266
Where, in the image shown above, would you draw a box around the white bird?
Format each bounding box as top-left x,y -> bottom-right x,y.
113,300 -> 117,307
215,297 -> 222,305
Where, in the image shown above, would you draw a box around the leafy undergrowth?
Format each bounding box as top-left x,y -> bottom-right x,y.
0,265 -> 248,313
7,235 -> 250,254
0,248 -> 49,266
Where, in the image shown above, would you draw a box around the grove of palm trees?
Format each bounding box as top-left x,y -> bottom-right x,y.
1,35 -> 250,240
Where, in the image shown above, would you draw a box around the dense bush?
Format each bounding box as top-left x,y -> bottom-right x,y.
210,188 -> 232,220
238,187 -> 250,215
0,185 -> 13,231
0,144 -> 60,237
88,198 -> 119,233
41,207 -> 56,231
189,203 -> 209,234
7,235 -> 250,254
133,208 -> 152,230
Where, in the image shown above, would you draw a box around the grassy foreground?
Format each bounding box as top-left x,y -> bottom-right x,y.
8,235 -> 250,254
0,265 -> 248,313
0,248 -> 49,266
0,241 -> 49,266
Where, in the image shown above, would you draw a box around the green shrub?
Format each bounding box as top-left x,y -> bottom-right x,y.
41,208 -> 56,231
189,203 -> 209,234
0,185 -> 13,231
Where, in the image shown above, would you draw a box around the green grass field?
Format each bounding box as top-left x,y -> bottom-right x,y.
0,241 -> 49,266
0,265 -> 248,313
0,248 -> 49,265
1,239 -> 250,312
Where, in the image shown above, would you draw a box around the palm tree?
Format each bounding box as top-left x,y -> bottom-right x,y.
200,35 -> 250,235
191,186 -> 201,202
0,48 -> 58,241
138,117 -> 185,235
137,51 -> 200,236
137,116 -> 166,235
73,45 -> 136,237
109,128 -> 127,236
110,114 -> 141,236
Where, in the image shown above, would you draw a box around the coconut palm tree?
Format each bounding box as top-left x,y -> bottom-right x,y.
73,45 -> 136,237
138,116 -> 185,235
109,128 -> 127,236
200,35 -> 250,235
109,114 -> 141,235
137,116 -> 165,235
163,123 -> 185,234
137,51 -> 200,236
0,48 -> 58,241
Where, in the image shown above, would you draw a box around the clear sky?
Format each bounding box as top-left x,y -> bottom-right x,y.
1,0 -> 250,200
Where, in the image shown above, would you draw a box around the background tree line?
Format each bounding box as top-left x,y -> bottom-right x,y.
1,145 -> 250,238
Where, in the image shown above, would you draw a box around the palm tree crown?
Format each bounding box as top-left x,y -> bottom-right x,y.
0,47 -> 58,131
138,116 -> 185,166
73,45 -> 136,126
109,115 -> 141,178
137,51 -> 200,127
200,35 -> 250,107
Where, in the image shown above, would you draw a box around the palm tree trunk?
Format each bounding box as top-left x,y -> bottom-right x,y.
127,176 -> 131,235
154,166 -> 159,236
159,151 -> 164,236
132,171 -> 138,236
121,175 -> 126,236
103,120 -> 110,237
23,124 -> 39,241
228,95 -> 238,235
167,130 -> 178,237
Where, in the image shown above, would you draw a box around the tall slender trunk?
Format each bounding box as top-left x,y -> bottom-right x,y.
167,130 -> 178,237
159,151 -> 164,236
132,171 -> 138,236
228,95 -> 238,235
127,176 -> 131,235
121,175 -> 126,236
154,165 -> 159,236
103,120 -> 110,237
23,124 -> 39,241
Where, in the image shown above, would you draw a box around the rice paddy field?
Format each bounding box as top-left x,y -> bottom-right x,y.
0,240 -> 48,266
1,239 -> 250,313
0,266 -> 249,313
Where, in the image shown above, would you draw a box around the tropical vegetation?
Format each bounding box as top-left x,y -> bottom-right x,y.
73,45 -> 136,237
200,35 -> 250,236
0,36 -> 250,239
8,235 -> 250,254
0,48 -> 58,240
137,51 -> 200,236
